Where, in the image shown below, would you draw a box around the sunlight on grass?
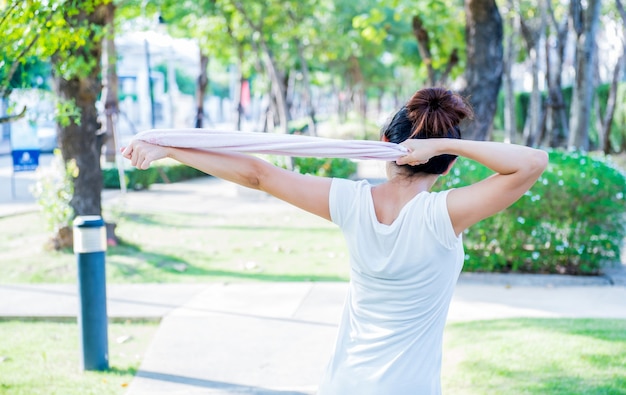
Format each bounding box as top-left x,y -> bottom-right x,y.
442,318 -> 626,395
0,320 -> 158,395
2,318 -> 625,394
0,210 -> 350,283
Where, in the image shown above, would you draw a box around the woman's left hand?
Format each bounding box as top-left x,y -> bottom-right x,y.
121,140 -> 170,170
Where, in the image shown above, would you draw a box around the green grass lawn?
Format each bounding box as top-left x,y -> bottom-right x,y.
442,318 -> 626,395
0,209 -> 350,284
0,320 -> 158,395
1,318 -> 624,394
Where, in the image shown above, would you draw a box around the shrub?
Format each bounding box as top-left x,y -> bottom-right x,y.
434,150 -> 626,275
102,166 -> 159,190
30,149 -> 77,249
102,163 -> 207,190
292,157 -> 358,179
30,149 -> 77,233
158,163 -> 207,182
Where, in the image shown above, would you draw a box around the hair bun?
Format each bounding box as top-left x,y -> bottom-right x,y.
427,97 -> 441,111
406,87 -> 472,138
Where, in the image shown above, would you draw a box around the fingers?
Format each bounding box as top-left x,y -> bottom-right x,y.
119,141 -> 145,169
396,156 -> 410,166
139,155 -> 152,170
396,155 -> 428,166
121,143 -> 135,160
120,141 -> 161,170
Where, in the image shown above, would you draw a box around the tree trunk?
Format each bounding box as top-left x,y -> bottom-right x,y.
412,15 -> 436,86
462,0 -> 503,141
545,2 -> 570,148
260,43 -> 289,133
232,1 -> 289,134
195,51 -> 209,128
520,9 -> 546,147
102,2 -> 118,163
53,4 -> 106,217
295,38 -> 317,136
230,60 -> 243,131
502,0 -> 516,144
568,0 -> 601,151
599,51 -> 625,153
603,0 -> 626,153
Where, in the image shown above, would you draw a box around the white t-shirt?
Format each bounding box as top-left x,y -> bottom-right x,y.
318,178 -> 464,395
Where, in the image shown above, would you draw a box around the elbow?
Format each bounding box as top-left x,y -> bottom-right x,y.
527,149 -> 549,178
533,149 -> 549,172
247,160 -> 266,190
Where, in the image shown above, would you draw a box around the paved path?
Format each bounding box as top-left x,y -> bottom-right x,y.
2,281 -> 626,395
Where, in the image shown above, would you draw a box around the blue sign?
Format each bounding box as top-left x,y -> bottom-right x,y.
12,149 -> 40,172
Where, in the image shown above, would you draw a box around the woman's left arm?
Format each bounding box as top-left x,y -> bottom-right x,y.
122,140 -> 332,220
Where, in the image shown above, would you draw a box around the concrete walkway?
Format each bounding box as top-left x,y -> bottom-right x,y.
1,160 -> 626,394
1,281 -> 626,394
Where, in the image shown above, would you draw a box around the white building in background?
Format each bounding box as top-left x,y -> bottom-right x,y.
114,30 -> 199,137
113,29 -> 260,137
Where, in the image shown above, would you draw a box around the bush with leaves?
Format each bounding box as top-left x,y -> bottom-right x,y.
292,157 -> 358,179
30,149 -> 78,249
434,150 -> 626,275
268,155 -> 358,179
102,162 -> 207,189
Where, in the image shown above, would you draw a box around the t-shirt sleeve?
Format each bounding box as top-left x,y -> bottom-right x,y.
329,178 -> 358,228
425,189 -> 462,249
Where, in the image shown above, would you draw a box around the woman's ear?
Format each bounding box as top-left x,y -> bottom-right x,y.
381,134 -> 390,142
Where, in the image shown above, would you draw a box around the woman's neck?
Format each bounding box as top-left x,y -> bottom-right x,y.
371,171 -> 439,225
385,163 -> 439,193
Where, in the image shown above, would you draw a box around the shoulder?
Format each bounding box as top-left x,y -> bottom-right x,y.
331,177 -> 368,193
423,189 -> 461,248
330,178 -> 372,204
329,178 -> 370,226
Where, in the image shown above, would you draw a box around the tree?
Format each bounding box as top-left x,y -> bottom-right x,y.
568,0 -> 602,150
519,1 -> 547,147
159,0 -> 255,129
408,0 -> 463,87
195,52 -> 209,128
52,1 -> 109,217
0,2 -> 59,124
501,0 -> 518,144
544,0 -> 570,148
1,0 -> 109,227
228,0 -> 290,134
102,1 -> 119,162
597,0 -> 626,153
353,0 -> 466,108
462,0 -> 504,141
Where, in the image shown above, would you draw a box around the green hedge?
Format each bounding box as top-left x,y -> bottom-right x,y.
435,150 -> 626,275
102,163 -> 207,190
103,156 -> 356,190
292,157 -> 358,179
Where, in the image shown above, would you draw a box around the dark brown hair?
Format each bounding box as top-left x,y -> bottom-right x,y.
381,87 -> 473,175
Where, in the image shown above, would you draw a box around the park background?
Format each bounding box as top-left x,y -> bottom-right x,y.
1,0 -> 626,394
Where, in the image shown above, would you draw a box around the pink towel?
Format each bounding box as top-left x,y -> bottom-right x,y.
133,129 -> 407,161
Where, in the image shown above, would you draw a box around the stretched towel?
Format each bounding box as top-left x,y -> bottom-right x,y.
132,129 -> 408,161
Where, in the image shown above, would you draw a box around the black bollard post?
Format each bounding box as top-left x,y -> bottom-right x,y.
73,215 -> 109,371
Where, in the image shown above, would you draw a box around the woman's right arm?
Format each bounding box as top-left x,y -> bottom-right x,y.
397,139 -> 549,235
121,140 -> 332,221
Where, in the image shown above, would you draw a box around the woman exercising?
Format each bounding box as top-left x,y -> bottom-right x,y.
122,87 -> 548,394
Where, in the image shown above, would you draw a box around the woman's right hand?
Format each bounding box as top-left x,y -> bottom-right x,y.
396,139 -> 441,166
121,140 -> 170,170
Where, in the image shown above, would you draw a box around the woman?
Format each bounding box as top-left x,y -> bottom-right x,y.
122,87 -> 548,394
